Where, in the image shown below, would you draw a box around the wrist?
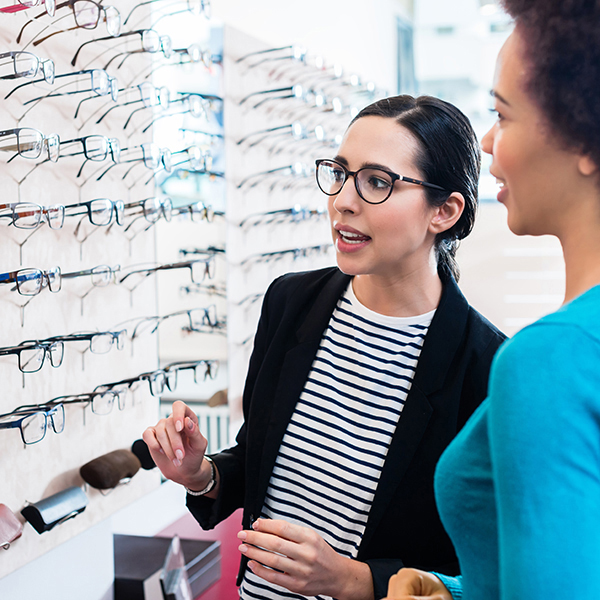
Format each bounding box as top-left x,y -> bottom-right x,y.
334,557 -> 374,600
185,456 -> 216,496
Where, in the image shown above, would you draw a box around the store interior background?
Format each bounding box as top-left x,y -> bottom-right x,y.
0,0 -> 565,597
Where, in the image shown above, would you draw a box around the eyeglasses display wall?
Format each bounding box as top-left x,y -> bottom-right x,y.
0,0 -> 220,578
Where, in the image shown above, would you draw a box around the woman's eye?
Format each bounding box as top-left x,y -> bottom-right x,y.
366,176 -> 391,190
332,168 -> 345,182
488,107 -> 503,121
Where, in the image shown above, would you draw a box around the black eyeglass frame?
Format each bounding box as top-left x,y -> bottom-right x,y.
314,158 -> 447,205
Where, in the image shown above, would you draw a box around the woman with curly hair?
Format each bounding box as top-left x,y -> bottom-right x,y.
385,2 -> 600,599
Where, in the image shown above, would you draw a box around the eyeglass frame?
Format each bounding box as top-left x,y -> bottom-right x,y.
0,266 -> 61,296
22,0 -> 121,47
0,404 -> 65,445
0,202 -> 65,230
0,51 -> 54,86
314,158 -> 447,205
0,340 -> 64,373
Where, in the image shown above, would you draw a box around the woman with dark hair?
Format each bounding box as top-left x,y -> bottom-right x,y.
385,3 -> 600,600
143,94 -> 505,600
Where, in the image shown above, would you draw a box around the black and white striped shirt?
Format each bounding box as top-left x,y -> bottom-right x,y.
240,282 -> 435,600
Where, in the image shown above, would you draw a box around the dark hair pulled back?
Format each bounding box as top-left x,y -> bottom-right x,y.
351,95 -> 481,282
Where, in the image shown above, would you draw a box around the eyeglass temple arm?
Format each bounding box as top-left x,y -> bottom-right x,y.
123,0 -> 156,25
71,34 -> 114,66
123,103 -> 150,130
97,97 -> 139,125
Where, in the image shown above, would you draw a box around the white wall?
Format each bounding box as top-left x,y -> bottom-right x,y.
212,0 -> 413,94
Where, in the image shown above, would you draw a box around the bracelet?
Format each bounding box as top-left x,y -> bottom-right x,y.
185,456 -> 216,497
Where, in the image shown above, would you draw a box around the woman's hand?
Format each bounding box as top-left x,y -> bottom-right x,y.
238,518 -> 374,600
384,568 -> 452,600
142,400 -> 213,492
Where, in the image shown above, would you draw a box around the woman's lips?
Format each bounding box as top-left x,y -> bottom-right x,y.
496,180 -> 508,204
335,226 -> 372,252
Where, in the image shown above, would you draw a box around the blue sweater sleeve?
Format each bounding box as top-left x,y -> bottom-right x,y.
432,573 -> 463,599
487,322 -> 600,600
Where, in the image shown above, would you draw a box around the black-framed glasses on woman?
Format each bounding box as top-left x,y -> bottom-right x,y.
19,0 -> 120,46
0,0 -> 54,18
0,266 -> 61,296
0,202 -> 64,230
0,51 -> 54,87
315,158 -> 447,205
0,339 -> 64,373
0,404 -> 64,445
0,127 -> 59,162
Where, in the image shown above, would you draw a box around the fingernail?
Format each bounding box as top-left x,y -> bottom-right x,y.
173,458 -> 181,468
237,531 -> 247,541
159,448 -> 164,454
252,519 -> 259,530
175,449 -> 183,461
175,420 -> 183,432
187,418 -> 194,431
238,544 -> 247,554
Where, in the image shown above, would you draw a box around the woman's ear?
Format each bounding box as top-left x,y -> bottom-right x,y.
429,192 -> 465,234
577,154 -> 598,177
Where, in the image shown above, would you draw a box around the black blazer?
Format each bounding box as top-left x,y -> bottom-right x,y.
187,267 -> 506,599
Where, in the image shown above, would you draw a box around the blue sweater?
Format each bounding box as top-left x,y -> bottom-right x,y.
433,284 -> 600,600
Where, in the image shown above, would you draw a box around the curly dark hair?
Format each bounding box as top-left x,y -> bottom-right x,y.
500,0 -> 600,168
351,95 -> 480,282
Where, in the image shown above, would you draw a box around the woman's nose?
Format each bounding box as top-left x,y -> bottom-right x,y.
481,123 -> 495,155
331,176 -> 361,213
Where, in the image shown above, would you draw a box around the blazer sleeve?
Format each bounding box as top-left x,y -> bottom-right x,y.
186,277 -> 278,529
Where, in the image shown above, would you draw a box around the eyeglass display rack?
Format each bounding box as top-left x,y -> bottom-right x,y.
0,0 -> 218,579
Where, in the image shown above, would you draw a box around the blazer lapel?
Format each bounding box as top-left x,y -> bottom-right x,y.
253,270 -> 351,513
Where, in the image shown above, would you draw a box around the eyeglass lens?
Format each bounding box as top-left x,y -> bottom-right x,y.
316,160 -> 395,204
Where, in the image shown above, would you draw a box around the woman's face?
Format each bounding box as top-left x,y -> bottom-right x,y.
481,29 -> 584,237
327,116 -> 440,281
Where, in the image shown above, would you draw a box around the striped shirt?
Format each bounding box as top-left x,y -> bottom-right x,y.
240,282 -> 435,600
